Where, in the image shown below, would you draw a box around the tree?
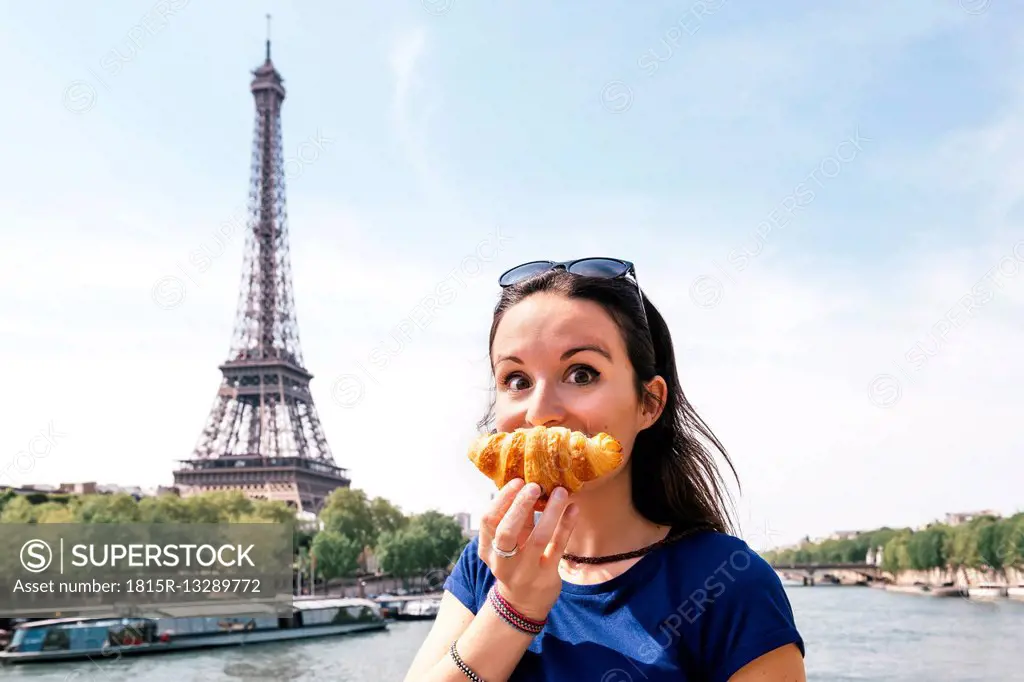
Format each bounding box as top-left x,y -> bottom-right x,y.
0,488 -> 16,515
370,497 -> 407,537
906,526 -> 946,570
34,503 -> 75,524
74,493 -> 141,523
214,491 -> 256,520
759,517 -> 1024,581
138,494 -> 193,523
408,511 -> 468,570
249,500 -> 297,524
311,530 -> 361,581
0,496 -> 36,523
975,516 -> 1014,576
1000,515 -> 1024,570
180,493 -> 231,523
376,528 -> 431,579
376,511 -> 470,582
947,522 -> 975,578
320,489 -> 375,551
881,533 -> 911,574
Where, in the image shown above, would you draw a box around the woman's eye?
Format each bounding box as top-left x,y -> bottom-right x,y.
567,366 -> 599,385
502,373 -> 531,391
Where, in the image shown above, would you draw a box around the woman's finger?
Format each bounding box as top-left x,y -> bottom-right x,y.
492,483 -> 542,553
522,487 -> 569,558
478,478 -> 524,547
543,503 -> 580,564
515,504 -> 538,550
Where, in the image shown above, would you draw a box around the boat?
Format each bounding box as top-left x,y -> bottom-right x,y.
812,575 -> 843,586
885,583 -> 928,595
884,581 -> 962,597
0,597 -> 387,665
1007,585 -> 1024,600
373,592 -> 444,619
922,582 -> 964,597
395,598 -> 440,621
967,583 -> 1008,600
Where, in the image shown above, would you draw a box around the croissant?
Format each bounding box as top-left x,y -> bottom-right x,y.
467,426 -> 623,507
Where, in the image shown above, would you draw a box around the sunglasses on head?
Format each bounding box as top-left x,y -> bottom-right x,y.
497,257 -> 651,334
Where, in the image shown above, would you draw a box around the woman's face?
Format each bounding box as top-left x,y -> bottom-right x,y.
490,292 -> 665,476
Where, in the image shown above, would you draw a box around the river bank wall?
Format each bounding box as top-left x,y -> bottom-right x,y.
889,566 -> 1023,587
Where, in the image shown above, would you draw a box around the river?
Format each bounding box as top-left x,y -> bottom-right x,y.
5,587 -> 1022,681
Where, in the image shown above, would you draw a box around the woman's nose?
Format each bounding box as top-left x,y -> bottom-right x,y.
524,381 -> 565,427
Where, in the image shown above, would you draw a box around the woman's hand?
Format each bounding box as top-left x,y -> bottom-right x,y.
477,478 -> 579,621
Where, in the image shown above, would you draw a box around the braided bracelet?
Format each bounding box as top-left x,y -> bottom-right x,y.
487,585 -> 546,635
449,639 -> 486,682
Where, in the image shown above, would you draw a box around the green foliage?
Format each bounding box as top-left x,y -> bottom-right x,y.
1001,515 -> 1024,568
762,513 -> 1023,576
881,532 -> 911,574
0,488 -> 16,514
33,502 -> 76,523
76,493 -> 142,523
0,490 -> 297,525
764,527 -> 906,566
0,496 -> 36,523
376,511 -> 470,579
375,529 -> 428,578
906,526 -> 946,570
369,496 -> 408,536
311,530 -> 362,581
320,488 -> 376,551
0,485 -> 473,584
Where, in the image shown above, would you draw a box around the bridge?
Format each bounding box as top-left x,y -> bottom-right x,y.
770,563 -> 887,585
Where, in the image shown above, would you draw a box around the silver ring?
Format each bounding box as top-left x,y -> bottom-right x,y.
491,538 -> 519,558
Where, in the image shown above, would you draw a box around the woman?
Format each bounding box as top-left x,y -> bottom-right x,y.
404,258 -> 805,681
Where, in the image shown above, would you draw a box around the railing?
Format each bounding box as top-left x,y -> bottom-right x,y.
771,562 -> 881,571
175,457 -> 349,479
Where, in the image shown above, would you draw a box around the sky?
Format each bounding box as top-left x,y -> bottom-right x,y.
1,0 -> 1022,550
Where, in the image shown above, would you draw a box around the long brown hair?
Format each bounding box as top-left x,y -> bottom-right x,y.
477,269 -> 738,534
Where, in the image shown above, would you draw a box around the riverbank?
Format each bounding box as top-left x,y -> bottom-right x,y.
886,566 -> 1023,590
777,566 -> 1024,596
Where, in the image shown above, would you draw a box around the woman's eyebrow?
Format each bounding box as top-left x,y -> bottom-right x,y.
493,344 -> 612,368
493,354 -> 522,367
561,345 -> 611,361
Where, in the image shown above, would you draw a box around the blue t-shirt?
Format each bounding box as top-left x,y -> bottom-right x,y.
444,530 -> 804,681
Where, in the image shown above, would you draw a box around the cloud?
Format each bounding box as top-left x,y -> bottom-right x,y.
390,27 -> 427,124
636,4 -> 966,124
388,26 -> 456,210
888,103 -> 1024,230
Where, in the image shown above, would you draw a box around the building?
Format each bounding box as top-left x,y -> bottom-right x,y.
828,530 -> 862,541
453,512 -> 472,535
2,482 -> 176,500
453,512 -> 477,539
945,510 -> 1001,526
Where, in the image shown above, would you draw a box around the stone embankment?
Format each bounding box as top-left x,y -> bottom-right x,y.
888,566 -> 1022,587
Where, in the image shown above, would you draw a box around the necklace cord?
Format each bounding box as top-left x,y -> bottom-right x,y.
560,523 -> 714,565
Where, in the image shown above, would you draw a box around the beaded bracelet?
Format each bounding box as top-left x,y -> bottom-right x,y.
487,585 -> 546,635
449,639 -> 486,682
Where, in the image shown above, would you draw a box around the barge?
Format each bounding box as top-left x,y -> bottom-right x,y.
0,597 -> 387,665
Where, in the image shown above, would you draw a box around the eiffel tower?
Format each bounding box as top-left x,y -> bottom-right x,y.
173,26 -> 349,512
